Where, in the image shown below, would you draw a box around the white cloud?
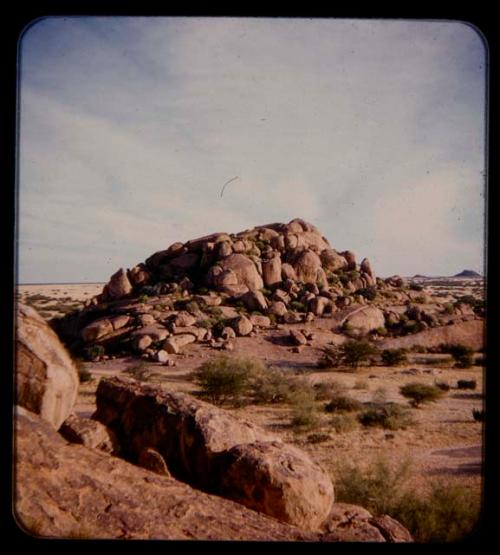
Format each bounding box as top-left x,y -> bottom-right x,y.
18,18 -> 486,282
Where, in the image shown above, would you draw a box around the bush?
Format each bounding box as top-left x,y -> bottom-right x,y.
341,340 -> 379,368
313,380 -> 346,400
185,300 -> 201,314
443,303 -> 455,315
414,295 -> 426,304
251,367 -> 294,404
75,359 -> 92,383
472,408 -> 485,421
330,413 -> 359,433
381,348 -> 408,367
400,382 -> 445,408
353,378 -> 369,390
358,287 -> 377,301
334,456 -> 481,542
192,355 -> 259,405
289,387 -> 320,430
449,344 -> 475,368
307,432 -> 331,444
409,283 -> 424,291
325,394 -> 362,413
457,379 -> 477,390
434,380 -> 451,392
358,403 -> 414,430
289,300 -> 307,313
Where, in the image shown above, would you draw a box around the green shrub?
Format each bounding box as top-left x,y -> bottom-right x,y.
340,340 -> 379,368
307,432 -> 331,444
333,456 -> 481,542
449,344 -> 475,368
400,382 -> 445,408
124,362 -> 153,382
324,394 -> 362,413
457,379 -> 476,390
289,387 -> 320,430
374,326 -> 387,336
443,303 -> 455,315
381,348 -> 408,366
358,403 -> 414,430
185,300 -> 201,314
371,386 -> 387,404
251,367 -> 293,404
414,295 -> 426,304
192,355 -> 259,405
409,283 -> 424,291
330,413 -> 359,433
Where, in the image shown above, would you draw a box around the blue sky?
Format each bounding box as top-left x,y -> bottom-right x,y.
18,17 -> 486,282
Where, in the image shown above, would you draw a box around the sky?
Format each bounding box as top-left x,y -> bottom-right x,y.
18,17 -> 487,283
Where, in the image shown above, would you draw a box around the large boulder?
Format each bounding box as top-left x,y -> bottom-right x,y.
14,407 -> 316,541
209,254 -> 264,292
289,250 -> 323,284
93,377 -> 334,530
320,249 -> 348,272
262,256 -> 282,287
103,268 -> 133,300
16,304 -> 79,430
59,413 -> 120,454
343,306 -> 385,333
217,441 -> 334,531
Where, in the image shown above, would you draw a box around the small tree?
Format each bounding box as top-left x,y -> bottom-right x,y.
341,340 -> 379,368
400,383 -> 444,408
449,344 -> 474,368
381,348 -> 408,367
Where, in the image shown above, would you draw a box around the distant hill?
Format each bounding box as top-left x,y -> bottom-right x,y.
453,270 -> 482,278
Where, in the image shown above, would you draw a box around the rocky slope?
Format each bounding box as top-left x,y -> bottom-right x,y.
53,218 -> 485,361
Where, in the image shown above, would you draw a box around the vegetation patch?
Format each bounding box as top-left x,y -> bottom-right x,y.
400,382 -> 445,408
358,403 -> 414,430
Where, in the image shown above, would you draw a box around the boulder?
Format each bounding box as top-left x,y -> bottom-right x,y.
132,326 -> 169,342
217,441 -> 334,530
249,315 -> 272,328
290,250 -> 322,284
268,301 -> 288,317
172,312 -> 197,327
241,290 -> 268,312
360,258 -> 374,278
16,304 -> 78,430
343,306 -> 385,333
110,315 -> 131,330
289,329 -> 307,346
81,318 -> 114,342
281,263 -> 298,281
321,503 -> 412,542
215,254 -> 264,292
93,378 -> 334,531
341,251 -> 357,271
104,268 -> 133,299
162,334 -> 197,354
59,413 -> 120,454
320,249 -> 348,272
309,296 -> 331,316
127,265 -> 150,287
220,326 -> 236,340
231,315 -> 253,336
156,350 -> 170,363
262,256 -> 282,287
15,408 -> 315,541
134,335 -> 153,351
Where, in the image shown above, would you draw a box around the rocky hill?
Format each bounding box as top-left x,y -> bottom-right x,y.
53,217 -> 484,361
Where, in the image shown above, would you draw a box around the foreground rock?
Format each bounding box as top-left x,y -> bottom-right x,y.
321,503 -> 412,542
16,304 -> 78,429
93,377 -> 334,530
14,408 -> 316,540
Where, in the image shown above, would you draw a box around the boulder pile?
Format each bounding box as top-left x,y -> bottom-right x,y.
53,217 -> 484,360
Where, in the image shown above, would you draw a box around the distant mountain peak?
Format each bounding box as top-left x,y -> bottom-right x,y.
453,269 -> 482,278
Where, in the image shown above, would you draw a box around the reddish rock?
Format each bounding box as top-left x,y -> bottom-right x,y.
16,304 -> 78,430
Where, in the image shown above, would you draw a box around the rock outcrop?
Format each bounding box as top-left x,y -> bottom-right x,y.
15,408 -> 411,541
14,407 -> 316,541
93,377 -> 334,530
16,304 -> 78,429
54,219 -> 382,359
